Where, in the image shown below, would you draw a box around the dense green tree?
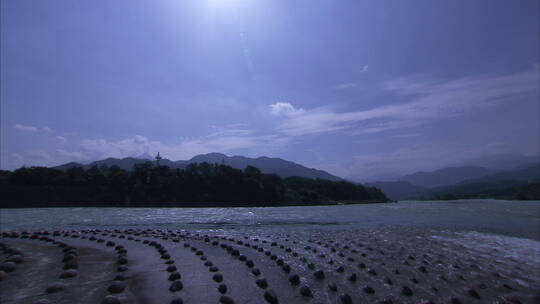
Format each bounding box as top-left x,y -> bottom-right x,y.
0,163 -> 391,207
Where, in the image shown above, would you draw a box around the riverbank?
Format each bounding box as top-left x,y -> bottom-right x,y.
1,226 -> 539,304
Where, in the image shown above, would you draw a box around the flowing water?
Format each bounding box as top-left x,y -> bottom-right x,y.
1,199 -> 539,240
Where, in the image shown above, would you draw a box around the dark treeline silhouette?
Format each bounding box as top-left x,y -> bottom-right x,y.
0,162 -> 389,207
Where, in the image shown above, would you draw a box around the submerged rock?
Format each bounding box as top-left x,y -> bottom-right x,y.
169,281 -> 183,292
107,281 -> 126,294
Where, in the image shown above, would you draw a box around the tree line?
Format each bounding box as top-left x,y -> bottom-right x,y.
0,162 -> 389,207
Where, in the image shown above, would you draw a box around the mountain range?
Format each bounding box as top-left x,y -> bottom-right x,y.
366,162 -> 539,200
54,153 -> 342,181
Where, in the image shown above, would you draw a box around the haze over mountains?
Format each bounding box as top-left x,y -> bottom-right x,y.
54,153 -> 342,181
366,162 -> 539,200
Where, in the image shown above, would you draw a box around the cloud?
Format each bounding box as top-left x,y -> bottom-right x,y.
392,133 -> 420,138
77,124 -> 290,162
13,124 -> 52,133
334,66 -> 368,89
274,69 -> 538,136
334,83 -> 358,89
56,136 -> 68,143
14,124 -> 39,132
269,102 -> 305,117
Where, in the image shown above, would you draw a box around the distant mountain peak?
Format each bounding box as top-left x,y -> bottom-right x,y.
53,153 -> 343,181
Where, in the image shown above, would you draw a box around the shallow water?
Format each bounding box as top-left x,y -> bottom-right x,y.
1,199 -> 539,240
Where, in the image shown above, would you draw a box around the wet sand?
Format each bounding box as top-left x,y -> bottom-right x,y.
1,227 -> 539,304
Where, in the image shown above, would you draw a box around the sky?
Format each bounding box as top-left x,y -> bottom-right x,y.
1,0 -> 539,182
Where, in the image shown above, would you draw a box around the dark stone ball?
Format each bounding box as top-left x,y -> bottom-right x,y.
339,293 -> 352,304
209,266 -> 219,272
245,260 -> 254,268
59,269 -> 78,278
218,283 -> 228,294
363,285 -> 375,294
114,275 -> 129,281
348,273 -> 357,282
117,257 -> 128,265
314,270 -> 325,280
256,278 -> 268,289
169,272 -> 181,281
328,282 -> 338,291
63,260 -> 78,270
468,289 -> 480,299
107,281 -> 126,294
264,290 -> 278,304
167,265 -> 177,272
117,266 -> 128,272
169,280 -> 183,292
106,241 -> 115,247
213,273 -> 223,282
219,295 -> 235,304
45,283 -> 66,294
402,286 -> 413,296
282,264 -> 291,273
252,268 -> 261,276
7,255 -> 24,264
289,274 -> 300,285
300,286 -> 312,297
0,262 -> 16,272
170,298 -> 183,304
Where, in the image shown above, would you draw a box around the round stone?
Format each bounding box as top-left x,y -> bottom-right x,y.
328,282 -> 338,291
300,286 -> 312,297
402,286 -> 413,296
59,269 -> 78,278
107,281 -> 126,294
314,270 -> 325,280
339,293 -> 352,304
264,290 -> 278,304
169,272 -> 181,281
252,268 -> 261,276
256,278 -> 268,289
289,274 -> 300,285
63,260 -> 78,270
363,285 -> 375,294
218,284 -> 228,294
170,298 -> 183,304
117,266 -> 128,272
169,281 -> 183,292
45,283 -> 66,294
213,273 -> 223,282
7,255 -> 24,264
0,262 -> 16,272
219,295 -> 235,304
167,265 -> 177,272
114,275 -> 129,281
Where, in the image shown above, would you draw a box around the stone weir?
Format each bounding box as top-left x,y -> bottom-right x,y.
0,228 -> 538,304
